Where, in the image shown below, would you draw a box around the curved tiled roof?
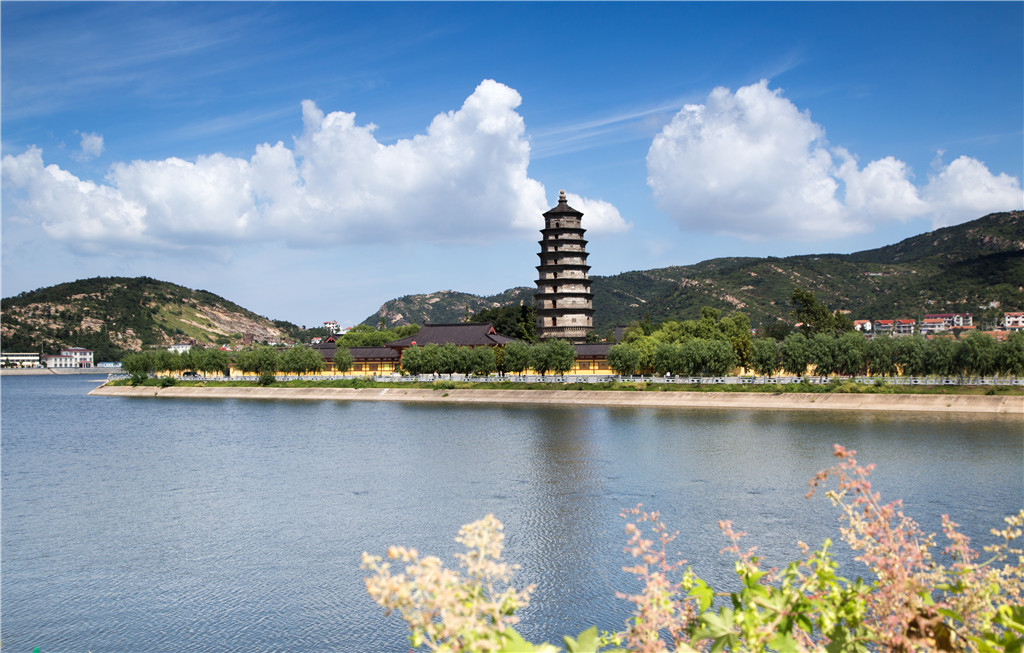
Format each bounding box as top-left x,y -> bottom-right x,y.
386,323 -> 519,348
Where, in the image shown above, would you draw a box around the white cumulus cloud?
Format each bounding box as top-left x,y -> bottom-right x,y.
647,80 -> 1022,240
2,80 -> 623,255
565,192 -> 631,233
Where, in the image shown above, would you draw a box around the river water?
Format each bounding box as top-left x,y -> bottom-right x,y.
2,375 -> 1021,652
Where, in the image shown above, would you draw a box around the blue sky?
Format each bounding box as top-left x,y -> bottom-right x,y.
3,2 -> 1022,328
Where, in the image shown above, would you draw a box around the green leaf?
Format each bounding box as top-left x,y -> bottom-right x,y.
563,626 -> 600,653
689,577 -> 715,613
770,631 -> 801,652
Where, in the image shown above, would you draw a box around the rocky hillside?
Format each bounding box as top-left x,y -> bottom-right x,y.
364,211 -> 1024,331
1,277 -> 297,361
370,287 -> 534,328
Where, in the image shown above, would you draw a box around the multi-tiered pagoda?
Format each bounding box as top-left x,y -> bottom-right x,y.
535,190 -> 594,342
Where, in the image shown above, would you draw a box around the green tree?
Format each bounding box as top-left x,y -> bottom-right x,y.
121,351 -> 155,384
436,343 -> 461,375
749,338 -> 781,376
469,305 -> 537,343
282,344 -> 324,375
761,320 -> 794,342
704,339 -> 737,376
399,346 -> 423,375
895,335 -> 928,377
453,346 -> 476,376
470,347 -> 496,376
679,338 -> 707,376
653,341 -> 682,375
809,332 -> 839,376
333,347 -> 354,374
957,332 -> 999,378
998,331 -> 1024,378
206,348 -> 231,376
545,339 -> 576,376
791,288 -> 853,337
927,336 -> 958,378
528,340 -> 574,377
236,346 -> 280,384
780,332 -> 810,377
607,343 -> 640,376
866,336 -> 898,377
629,335 -> 657,374
719,312 -> 753,370
834,331 -> 868,377
502,341 -> 531,376
155,350 -> 177,376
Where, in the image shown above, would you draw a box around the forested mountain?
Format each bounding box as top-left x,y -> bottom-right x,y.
365,211 -> 1023,332
1,277 -> 303,361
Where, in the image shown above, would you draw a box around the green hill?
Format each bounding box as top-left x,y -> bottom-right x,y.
1,276 -> 302,361
365,211 -> 1023,332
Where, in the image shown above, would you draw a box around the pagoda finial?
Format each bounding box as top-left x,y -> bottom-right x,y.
558,189 -> 567,203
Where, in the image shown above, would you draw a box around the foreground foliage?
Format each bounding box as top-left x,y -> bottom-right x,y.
364,446 -> 1024,652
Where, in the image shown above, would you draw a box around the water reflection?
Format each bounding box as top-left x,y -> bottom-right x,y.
2,376 -> 1020,652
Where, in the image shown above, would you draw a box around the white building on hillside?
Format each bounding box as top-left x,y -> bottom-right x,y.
60,347 -> 94,367
2,352 -> 41,368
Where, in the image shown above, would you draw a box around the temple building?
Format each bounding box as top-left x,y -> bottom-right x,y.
535,190 -> 594,341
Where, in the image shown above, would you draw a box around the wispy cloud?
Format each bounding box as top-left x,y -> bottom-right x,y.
530,99 -> 693,159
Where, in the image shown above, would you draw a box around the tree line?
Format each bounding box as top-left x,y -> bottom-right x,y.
121,344 -> 328,386
398,340 -> 576,377
606,329 -> 1024,379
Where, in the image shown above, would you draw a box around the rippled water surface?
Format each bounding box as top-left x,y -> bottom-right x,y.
3,375 -> 1021,652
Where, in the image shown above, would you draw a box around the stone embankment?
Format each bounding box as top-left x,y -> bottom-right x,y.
89,385 -> 1024,414
3,367 -> 116,376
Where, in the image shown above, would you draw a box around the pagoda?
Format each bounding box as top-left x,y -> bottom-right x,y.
534,190 -> 594,341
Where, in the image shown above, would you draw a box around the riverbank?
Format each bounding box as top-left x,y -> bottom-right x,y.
89,384 -> 1024,414
2,367 -> 116,376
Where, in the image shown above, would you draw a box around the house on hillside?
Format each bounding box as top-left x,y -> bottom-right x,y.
2,352 -> 40,368
893,319 -> 916,336
41,347 -> 93,368
925,313 -> 972,328
919,318 -> 948,336
1005,312 -> 1024,331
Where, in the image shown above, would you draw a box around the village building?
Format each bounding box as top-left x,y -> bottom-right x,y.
1005,312 -> 1024,331
893,319 -> 916,336
40,347 -> 93,368
535,190 -> 594,342
919,318 -> 948,335
1,352 -> 41,368
924,313 -> 972,328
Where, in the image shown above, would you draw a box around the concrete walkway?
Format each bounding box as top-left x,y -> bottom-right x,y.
89,385 -> 1024,414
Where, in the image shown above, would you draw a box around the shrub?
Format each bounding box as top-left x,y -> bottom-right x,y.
366,445 -> 1024,652
257,370 -> 276,386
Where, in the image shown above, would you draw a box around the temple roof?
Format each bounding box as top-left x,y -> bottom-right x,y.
386,323 -> 520,348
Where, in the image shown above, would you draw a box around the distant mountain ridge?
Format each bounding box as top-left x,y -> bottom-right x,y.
365,211 -> 1023,331
1,276 -> 301,360
3,212 -> 1019,360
